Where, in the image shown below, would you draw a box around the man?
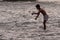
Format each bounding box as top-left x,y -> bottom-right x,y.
32,4 -> 49,30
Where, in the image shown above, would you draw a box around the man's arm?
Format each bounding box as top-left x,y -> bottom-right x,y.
32,13 -> 37,15
35,13 -> 39,20
35,11 -> 40,20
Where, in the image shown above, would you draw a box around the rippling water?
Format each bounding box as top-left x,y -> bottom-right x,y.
0,1 -> 60,40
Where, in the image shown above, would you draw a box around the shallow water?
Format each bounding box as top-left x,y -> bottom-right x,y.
0,1 -> 60,40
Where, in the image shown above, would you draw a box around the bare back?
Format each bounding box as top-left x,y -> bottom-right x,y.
40,8 -> 47,16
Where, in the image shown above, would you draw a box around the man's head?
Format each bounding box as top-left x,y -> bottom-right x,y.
36,4 -> 40,10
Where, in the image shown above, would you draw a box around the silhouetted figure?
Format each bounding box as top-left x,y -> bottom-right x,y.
32,4 -> 49,30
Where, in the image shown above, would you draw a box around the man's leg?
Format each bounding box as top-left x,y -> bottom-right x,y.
43,20 -> 47,30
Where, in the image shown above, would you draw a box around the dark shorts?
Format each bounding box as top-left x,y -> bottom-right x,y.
44,15 -> 49,21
